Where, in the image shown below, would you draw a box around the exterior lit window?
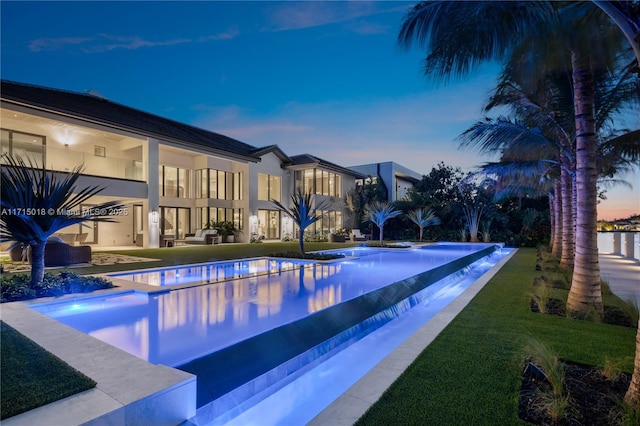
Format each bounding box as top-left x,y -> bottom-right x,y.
159,166 -> 189,198
293,168 -> 341,197
195,169 -> 242,200
1,128 -> 46,168
258,173 -> 282,201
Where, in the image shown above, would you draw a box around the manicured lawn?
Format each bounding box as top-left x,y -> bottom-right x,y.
60,241 -> 362,274
355,248 -> 636,425
0,321 -> 96,420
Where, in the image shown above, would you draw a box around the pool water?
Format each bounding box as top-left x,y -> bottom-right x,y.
31,243 -> 507,423
109,257 -> 316,287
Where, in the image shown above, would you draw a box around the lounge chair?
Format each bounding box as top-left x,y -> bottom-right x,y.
184,229 -> 220,245
350,229 -> 371,242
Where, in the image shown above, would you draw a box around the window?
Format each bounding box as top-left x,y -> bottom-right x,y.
159,166 -> 189,198
160,207 -> 190,238
258,173 -> 281,201
195,169 -> 242,200
196,207 -> 244,230
293,168 -> 341,197
1,128 -> 46,167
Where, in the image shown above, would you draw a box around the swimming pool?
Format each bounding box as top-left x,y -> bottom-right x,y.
31,243 -> 506,423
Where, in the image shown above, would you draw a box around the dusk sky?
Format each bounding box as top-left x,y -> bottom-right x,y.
1,1 -> 638,220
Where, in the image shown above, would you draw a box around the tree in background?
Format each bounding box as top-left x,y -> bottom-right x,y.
364,201 -> 402,246
406,207 -> 440,242
271,190 -> 328,254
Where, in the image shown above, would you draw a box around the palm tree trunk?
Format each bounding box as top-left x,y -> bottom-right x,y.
551,181 -> 562,257
624,317 -> 640,405
419,226 -> 423,242
566,50 -> 603,315
379,225 -> 384,246
560,156 -> 574,270
30,242 -> 46,286
298,229 -> 305,254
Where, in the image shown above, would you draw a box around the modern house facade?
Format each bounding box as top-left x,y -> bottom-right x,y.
1,80 -> 364,248
348,161 -> 422,202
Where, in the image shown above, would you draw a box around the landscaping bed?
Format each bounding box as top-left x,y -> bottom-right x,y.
520,359 -> 632,425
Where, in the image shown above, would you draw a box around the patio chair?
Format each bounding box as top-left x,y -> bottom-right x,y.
350,229 -> 371,242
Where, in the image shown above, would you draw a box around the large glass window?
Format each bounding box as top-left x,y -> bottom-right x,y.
196,207 -> 244,230
258,209 -> 280,239
160,207 -> 190,238
1,128 -> 46,168
159,166 -> 189,198
293,168 -> 342,197
195,169 -> 242,200
258,173 -> 281,201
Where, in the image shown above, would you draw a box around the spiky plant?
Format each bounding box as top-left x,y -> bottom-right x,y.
271,190 -> 329,254
462,204 -> 484,243
0,154 -> 124,286
364,201 -> 402,247
406,207 -> 440,242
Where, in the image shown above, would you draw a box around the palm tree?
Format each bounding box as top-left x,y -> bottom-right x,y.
0,154 -> 124,286
271,190 -> 328,254
407,207 -> 440,242
364,201 -> 402,246
399,0 -> 634,316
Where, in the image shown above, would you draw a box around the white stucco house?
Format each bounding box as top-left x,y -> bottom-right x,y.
1,80 -> 364,248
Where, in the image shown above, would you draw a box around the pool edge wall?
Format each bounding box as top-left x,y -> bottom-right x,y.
1,300 -> 197,426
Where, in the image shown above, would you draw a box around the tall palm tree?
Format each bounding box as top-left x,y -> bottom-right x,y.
0,155 -> 124,286
271,190 -> 328,254
398,0 -> 634,316
406,207 -> 440,242
364,201 -> 402,246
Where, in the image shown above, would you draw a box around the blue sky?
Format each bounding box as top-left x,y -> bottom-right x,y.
1,1 -> 638,220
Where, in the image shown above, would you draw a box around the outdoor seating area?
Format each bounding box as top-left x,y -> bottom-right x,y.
182,229 -> 220,245
350,229 -> 371,242
52,233 -> 89,246
23,238 -> 92,267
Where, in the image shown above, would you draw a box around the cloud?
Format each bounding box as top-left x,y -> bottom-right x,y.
29,37 -> 95,52
198,27 -> 240,42
29,28 -> 238,53
262,2 -> 399,33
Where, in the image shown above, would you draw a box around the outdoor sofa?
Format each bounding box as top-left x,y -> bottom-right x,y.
27,237 -> 92,267
350,229 -> 371,242
184,229 -> 220,245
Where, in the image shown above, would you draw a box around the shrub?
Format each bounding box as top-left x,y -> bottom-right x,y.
1,272 -> 115,303
268,251 -> 344,261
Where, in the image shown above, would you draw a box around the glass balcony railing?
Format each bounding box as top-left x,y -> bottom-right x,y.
45,145 -> 145,181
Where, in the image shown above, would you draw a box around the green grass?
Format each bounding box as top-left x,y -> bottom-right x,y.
355,248 -> 636,425
57,241 -> 362,274
0,321 -> 96,420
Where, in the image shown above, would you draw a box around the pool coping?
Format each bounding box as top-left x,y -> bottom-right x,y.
308,247 -> 518,425
1,292 -> 197,425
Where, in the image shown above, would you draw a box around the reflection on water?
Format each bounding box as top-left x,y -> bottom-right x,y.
32,245 -> 494,367
111,258 -> 318,287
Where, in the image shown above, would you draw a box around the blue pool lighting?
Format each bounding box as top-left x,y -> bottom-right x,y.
30,243 -> 510,425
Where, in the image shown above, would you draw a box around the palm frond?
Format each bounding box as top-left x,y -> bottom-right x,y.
0,154 -> 124,244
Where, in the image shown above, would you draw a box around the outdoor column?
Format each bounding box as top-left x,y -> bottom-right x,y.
612,232 -> 622,254
624,232 -> 635,259
145,138 -> 160,248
